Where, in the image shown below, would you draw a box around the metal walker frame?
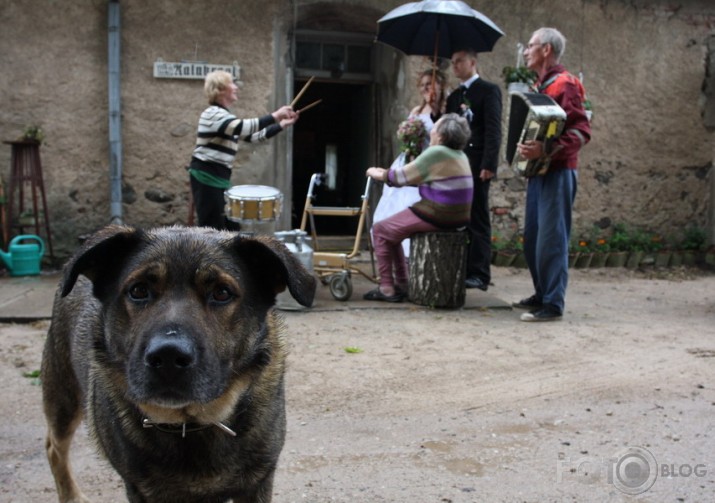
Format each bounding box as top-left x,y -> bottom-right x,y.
299,173 -> 378,301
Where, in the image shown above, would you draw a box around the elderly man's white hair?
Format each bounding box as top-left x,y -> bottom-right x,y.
534,27 -> 566,61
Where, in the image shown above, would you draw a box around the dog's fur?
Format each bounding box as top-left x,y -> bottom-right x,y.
41,225 -> 316,503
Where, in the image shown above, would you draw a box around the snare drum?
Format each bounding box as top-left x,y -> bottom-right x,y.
225,185 -> 283,222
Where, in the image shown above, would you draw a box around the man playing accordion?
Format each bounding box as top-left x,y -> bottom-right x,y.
513,27 -> 592,322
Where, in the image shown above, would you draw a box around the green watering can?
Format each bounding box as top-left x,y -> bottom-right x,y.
0,234 -> 45,276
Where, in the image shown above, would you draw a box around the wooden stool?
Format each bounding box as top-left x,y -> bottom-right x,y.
4,140 -> 54,257
0,174 -> 7,248
408,230 -> 468,308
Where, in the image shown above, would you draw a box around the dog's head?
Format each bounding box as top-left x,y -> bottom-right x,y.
60,225 -> 316,424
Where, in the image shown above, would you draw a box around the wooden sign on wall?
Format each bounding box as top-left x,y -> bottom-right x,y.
153,59 -> 241,80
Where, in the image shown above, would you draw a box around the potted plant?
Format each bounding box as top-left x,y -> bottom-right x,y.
590,236 -> 610,268
651,234 -> 672,267
679,226 -> 706,266
583,98 -> 593,122
705,245 -> 715,268
509,234 -> 527,268
668,233 -> 684,267
567,237 -> 580,268
573,238 -> 593,268
502,65 -> 537,94
491,231 -> 516,267
20,124 -> 44,144
625,228 -> 652,269
606,223 -> 630,267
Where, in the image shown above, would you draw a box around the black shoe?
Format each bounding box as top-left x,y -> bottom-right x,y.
520,307 -> 562,322
363,288 -> 406,303
465,277 -> 488,291
512,295 -> 543,310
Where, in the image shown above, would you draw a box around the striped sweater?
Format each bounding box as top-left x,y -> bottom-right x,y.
386,145 -> 473,228
191,105 -> 282,179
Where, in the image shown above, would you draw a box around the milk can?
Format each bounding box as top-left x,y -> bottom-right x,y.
274,230 -> 314,310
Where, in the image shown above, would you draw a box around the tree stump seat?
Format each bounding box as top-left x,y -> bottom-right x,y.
408,230 -> 468,308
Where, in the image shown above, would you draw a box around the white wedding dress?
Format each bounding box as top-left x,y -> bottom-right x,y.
372,112 -> 434,256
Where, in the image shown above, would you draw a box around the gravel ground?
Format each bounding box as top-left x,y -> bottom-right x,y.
1,267 -> 714,502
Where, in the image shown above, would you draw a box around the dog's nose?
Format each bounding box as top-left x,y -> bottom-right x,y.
144,336 -> 196,373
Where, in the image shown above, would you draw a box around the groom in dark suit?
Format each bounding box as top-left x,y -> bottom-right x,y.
446,49 -> 502,291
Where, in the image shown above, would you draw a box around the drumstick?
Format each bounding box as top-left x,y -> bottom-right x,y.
290,76 -> 314,108
297,99 -> 322,114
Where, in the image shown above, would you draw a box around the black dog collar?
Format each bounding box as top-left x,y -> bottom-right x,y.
142,418 -> 236,438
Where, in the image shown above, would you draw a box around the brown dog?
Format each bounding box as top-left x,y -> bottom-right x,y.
41,225 -> 316,503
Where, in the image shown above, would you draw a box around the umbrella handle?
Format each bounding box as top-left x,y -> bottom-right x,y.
432,29 -> 440,70
429,27 -> 441,107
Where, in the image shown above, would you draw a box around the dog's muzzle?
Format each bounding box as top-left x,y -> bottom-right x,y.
144,333 -> 196,376
128,328 -> 221,406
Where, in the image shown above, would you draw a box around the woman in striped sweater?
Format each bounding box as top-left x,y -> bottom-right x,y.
189,70 -> 298,229
364,113 -> 473,302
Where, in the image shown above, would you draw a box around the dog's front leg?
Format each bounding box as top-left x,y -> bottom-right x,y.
123,480 -> 150,503
45,423 -> 89,503
42,313 -> 90,503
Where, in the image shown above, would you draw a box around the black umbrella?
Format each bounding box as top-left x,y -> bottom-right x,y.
377,0 -> 505,64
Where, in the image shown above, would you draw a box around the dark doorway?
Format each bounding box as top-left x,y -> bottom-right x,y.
292,79 -> 373,235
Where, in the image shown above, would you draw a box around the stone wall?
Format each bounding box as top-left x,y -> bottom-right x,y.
1,0 -> 714,259
1,0 -> 290,258
392,0 -> 715,248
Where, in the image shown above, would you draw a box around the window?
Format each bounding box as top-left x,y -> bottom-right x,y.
295,31 -> 373,81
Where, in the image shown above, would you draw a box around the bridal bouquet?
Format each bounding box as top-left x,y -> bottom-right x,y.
396,116 -> 428,161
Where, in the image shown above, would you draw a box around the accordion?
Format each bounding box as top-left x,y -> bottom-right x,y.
506,91 -> 567,177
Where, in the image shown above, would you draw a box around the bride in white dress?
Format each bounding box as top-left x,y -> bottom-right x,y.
373,68 -> 448,256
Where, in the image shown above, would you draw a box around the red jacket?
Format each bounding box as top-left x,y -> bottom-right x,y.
537,64 -> 591,170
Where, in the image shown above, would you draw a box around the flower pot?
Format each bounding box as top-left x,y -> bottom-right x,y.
574,252 -> 593,268
590,252 -> 609,268
682,251 -> 697,266
512,252 -> 528,268
606,251 -> 628,267
668,251 -> 683,267
705,249 -> 715,268
568,252 -> 580,268
655,251 -> 672,268
18,215 -> 36,226
640,253 -> 656,266
626,251 -> 644,269
493,251 -> 516,267
507,82 -> 530,94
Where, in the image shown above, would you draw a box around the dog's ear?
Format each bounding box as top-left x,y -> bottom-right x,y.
233,235 -> 317,307
61,225 -> 146,298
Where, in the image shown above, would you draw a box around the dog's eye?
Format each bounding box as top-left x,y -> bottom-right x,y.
128,283 -> 151,301
210,286 -> 234,304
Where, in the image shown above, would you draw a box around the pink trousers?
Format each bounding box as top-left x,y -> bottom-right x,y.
372,208 -> 440,291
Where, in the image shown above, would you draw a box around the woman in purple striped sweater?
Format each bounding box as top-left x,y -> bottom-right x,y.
364,113 -> 474,302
